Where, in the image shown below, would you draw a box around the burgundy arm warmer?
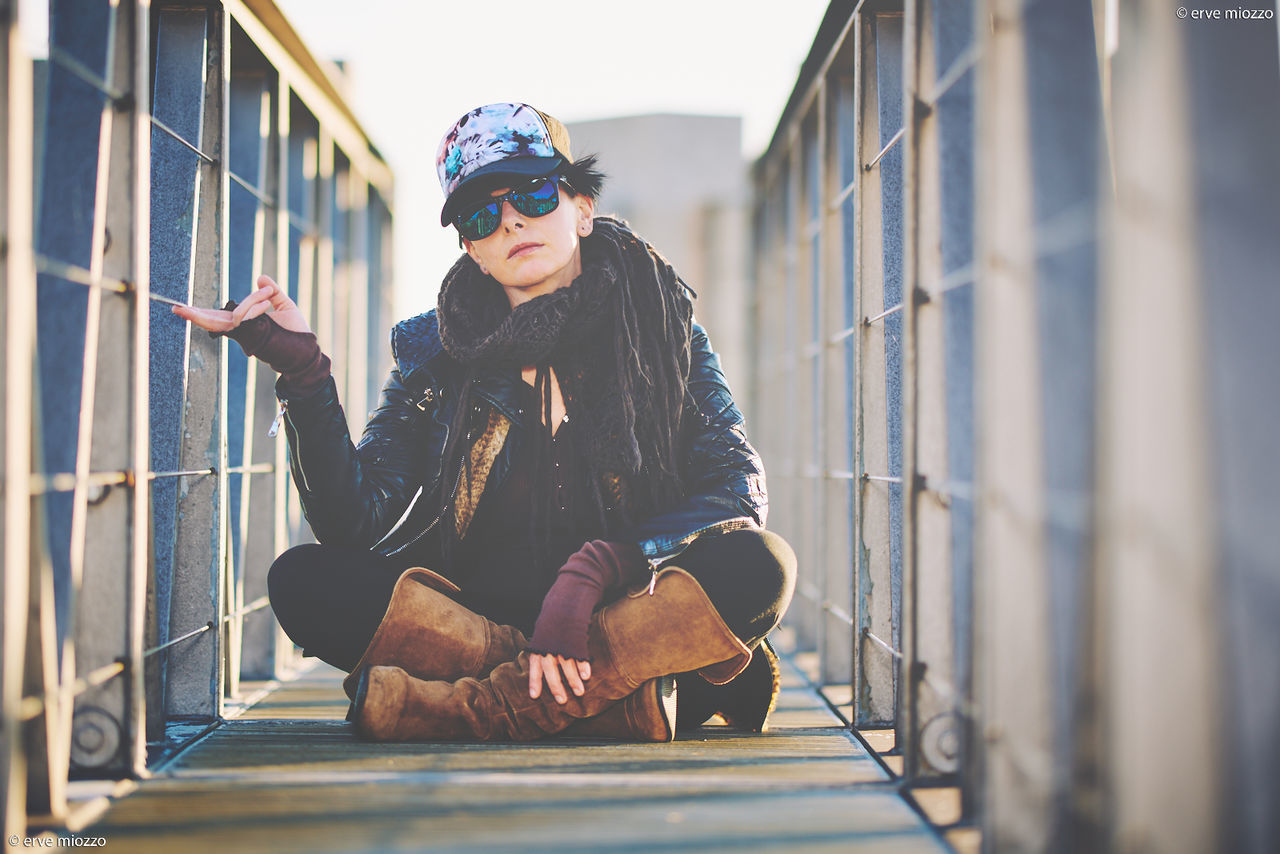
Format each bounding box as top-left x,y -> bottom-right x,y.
529,540 -> 647,661
217,300 -> 331,396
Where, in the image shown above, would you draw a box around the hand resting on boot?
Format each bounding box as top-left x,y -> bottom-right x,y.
528,540 -> 646,703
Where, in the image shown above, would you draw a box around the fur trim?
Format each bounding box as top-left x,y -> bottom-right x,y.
453,407 -> 510,537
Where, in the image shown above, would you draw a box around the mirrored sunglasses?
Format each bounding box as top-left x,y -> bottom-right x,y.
454,175 -> 563,242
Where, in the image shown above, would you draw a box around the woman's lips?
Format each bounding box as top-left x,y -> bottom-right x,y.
508,242 -> 541,259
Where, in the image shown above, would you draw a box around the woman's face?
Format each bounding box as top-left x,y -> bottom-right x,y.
462,181 -> 595,308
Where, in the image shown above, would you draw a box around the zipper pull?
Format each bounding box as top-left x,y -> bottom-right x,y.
268,400 -> 287,438
647,557 -> 663,596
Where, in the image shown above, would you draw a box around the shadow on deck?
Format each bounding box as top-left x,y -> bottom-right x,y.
66,653 -> 951,853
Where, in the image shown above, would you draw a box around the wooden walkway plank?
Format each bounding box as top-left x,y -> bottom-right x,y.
80,656 -> 950,853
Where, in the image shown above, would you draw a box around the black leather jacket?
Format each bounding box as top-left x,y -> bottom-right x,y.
277,310 -> 767,569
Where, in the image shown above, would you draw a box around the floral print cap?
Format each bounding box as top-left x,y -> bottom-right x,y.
436,103 -> 573,225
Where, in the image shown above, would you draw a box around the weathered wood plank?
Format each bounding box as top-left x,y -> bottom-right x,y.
82,657 -> 949,852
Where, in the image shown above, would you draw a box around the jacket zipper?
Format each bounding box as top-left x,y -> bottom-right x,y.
642,517 -> 757,594
370,485 -> 425,551
268,400 -> 286,438
385,462 -> 463,556
271,400 -> 313,494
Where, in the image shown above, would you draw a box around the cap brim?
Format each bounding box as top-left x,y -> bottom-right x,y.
439,155 -> 566,226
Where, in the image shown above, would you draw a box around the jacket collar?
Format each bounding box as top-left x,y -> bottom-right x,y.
391,309 -> 526,423
391,310 -> 445,385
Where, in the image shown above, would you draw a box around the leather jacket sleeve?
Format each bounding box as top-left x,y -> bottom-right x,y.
276,365 -> 431,549
624,323 -> 768,563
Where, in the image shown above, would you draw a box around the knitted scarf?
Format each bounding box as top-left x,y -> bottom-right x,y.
436,216 -> 694,546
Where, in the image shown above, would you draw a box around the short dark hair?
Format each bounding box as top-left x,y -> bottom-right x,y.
560,153 -> 606,199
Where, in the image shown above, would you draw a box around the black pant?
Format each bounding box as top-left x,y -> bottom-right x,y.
267,529 -> 797,673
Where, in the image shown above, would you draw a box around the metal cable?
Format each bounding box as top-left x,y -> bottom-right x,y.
29,470 -> 129,496
224,463 -> 274,476
864,126 -> 905,172
229,170 -> 276,208
49,46 -> 125,102
35,253 -> 193,310
149,115 -> 215,164
35,254 -> 129,294
862,627 -> 904,661
143,621 -> 215,659
223,596 -> 271,622
18,659 -> 127,722
924,44 -> 980,108
823,602 -> 856,627
149,468 -> 215,481
865,303 -> 904,325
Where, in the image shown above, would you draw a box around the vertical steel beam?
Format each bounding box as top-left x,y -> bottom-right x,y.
235,69 -> 279,682
162,5 -> 226,721
811,84 -> 845,689
71,0 -> 141,776
1184,7 -> 1280,850
283,100 -> 317,549
1,0 -> 36,832
224,63 -> 271,698
750,161 -> 792,652
973,0 -> 1053,847
27,0 -> 122,814
852,13 -> 897,727
126,0 -> 151,777
820,58 -> 856,692
329,152 -> 352,434
345,168 -> 369,427
365,190 -> 393,418
756,163 -> 781,574
211,5 -> 231,720
314,129 -> 335,417
145,6 -> 210,742
796,114 -> 820,662
936,0 -> 981,819
1025,3 -> 1106,846
270,78 -> 296,677
783,139 -> 818,654
898,0 -> 925,776
1098,1 -> 1222,850
900,0 -> 961,782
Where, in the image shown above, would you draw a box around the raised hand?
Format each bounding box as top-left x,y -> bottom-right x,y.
171,274 -> 328,393
170,274 -> 311,336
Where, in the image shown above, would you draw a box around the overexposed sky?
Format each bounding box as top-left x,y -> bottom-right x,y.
274,0 -> 832,319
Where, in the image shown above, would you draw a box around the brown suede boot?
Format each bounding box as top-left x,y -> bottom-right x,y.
558,676 -> 678,742
340,567 -> 526,700
352,566 -> 751,742
341,567 -> 676,741
675,639 -> 781,732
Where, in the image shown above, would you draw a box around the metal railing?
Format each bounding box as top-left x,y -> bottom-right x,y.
750,0 -> 1280,851
1,0 -> 393,833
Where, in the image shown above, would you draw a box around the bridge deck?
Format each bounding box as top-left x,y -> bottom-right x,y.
79,654 -> 950,853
